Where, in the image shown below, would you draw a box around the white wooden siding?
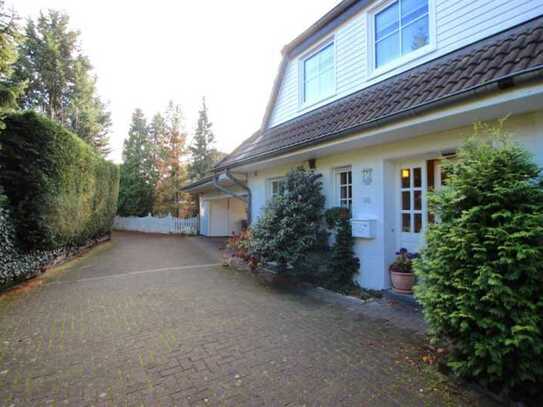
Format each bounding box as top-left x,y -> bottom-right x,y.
268,0 -> 543,128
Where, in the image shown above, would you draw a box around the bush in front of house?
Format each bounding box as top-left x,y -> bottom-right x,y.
414,122 -> 543,398
0,111 -> 120,251
322,207 -> 360,292
251,167 -> 326,272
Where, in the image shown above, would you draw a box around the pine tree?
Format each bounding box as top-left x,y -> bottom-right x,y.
0,1 -> 23,128
14,11 -> 77,122
188,97 -> 217,181
117,109 -> 156,216
66,55 -> 112,155
13,10 -> 111,155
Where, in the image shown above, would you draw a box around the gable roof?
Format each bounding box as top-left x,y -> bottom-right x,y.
217,16 -> 543,171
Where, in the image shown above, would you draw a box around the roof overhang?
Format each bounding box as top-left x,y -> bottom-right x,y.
181,172 -> 248,194
226,79 -> 543,173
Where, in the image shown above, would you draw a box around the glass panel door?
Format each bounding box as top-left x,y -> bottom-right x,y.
398,162 -> 427,253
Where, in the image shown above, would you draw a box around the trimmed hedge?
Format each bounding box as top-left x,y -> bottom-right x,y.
0,111 -> 119,251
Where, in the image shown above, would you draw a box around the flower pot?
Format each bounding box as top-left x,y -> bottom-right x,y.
390,271 -> 415,294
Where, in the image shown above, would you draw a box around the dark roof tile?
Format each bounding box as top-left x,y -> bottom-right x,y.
219,17 -> 543,169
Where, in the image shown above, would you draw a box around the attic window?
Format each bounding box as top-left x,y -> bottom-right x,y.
374,0 -> 430,68
302,42 -> 335,105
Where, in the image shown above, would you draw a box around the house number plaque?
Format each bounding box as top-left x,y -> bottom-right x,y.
362,168 -> 373,186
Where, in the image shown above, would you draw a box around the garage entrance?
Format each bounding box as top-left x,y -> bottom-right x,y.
202,197 -> 247,237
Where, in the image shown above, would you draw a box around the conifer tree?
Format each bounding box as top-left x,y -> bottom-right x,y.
0,1 -> 23,128
188,97 -> 216,181
13,10 -> 111,155
66,55 -> 112,154
415,122 -> 543,395
117,109 -> 156,216
326,208 -> 360,291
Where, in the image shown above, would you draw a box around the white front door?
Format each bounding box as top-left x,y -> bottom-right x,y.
397,161 -> 427,253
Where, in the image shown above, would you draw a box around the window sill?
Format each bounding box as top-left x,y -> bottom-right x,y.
368,44 -> 436,82
298,92 -> 336,113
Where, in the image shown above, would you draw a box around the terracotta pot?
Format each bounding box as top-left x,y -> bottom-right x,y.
390,270 -> 415,294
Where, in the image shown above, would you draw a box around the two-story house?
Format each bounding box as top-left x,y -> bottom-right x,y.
183,0 -> 543,290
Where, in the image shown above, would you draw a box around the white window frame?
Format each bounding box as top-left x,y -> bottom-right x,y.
399,165 -> 425,234
334,167 -> 353,210
298,37 -> 337,110
266,177 -> 287,200
367,0 -> 436,79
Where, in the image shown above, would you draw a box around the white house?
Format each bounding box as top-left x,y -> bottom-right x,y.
183,0 -> 543,290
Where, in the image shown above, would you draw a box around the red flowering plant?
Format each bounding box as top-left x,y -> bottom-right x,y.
226,229 -> 259,271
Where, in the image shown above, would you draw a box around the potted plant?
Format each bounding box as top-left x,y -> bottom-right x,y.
389,248 -> 417,294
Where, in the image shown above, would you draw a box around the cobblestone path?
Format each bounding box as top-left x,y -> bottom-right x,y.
0,232 -> 496,406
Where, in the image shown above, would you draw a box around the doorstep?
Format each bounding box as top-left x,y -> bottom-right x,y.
383,288 -> 419,306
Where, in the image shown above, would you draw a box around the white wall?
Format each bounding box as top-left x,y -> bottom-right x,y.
268,0 -> 543,127
250,111 -> 543,289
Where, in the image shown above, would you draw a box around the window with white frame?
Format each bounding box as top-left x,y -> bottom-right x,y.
336,168 -> 352,210
302,43 -> 335,105
269,178 -> 287,199
374,0 -> 430,69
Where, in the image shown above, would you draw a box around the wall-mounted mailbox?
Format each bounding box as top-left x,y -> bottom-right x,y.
351,219 -> 377,239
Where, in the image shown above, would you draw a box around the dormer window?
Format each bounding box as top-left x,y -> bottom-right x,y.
301,42 -> 335,106
374,0 -> 430,69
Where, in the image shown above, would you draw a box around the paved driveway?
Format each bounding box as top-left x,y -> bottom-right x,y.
0,232 -> 495,406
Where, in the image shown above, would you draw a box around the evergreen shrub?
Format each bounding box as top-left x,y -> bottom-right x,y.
325,207 -> 360,292
0,111 -> 119,250
414,123 -> 543,398
251,167 -> 325,272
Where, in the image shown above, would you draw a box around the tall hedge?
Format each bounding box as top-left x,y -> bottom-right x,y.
0,111 -> 119,250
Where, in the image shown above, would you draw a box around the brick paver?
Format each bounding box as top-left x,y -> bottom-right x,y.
0,232 -> 496,406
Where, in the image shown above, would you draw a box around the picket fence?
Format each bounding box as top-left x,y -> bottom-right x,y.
113,214 -> 199,235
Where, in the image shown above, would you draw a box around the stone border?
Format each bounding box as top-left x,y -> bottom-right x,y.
224,254 -> 377,308
0,234 -> 112,294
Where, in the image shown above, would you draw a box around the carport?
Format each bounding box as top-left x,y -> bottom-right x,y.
182,173 -> 249,237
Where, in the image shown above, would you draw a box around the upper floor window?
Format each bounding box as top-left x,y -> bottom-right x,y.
302,43 -> 335,105
374,0 -> 429,69
336,168 -> 352,210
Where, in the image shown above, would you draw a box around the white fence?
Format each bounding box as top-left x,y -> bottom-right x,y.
113,214 -> 199,235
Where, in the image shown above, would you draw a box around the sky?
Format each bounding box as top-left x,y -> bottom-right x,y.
10,0 -> 339,162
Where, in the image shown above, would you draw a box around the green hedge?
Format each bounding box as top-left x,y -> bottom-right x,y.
0,111 -> 119,251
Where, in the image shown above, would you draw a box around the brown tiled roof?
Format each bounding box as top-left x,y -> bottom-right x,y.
218,17 -> 543,170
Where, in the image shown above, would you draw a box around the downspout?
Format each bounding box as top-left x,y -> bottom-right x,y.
213,170 -> 252,225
